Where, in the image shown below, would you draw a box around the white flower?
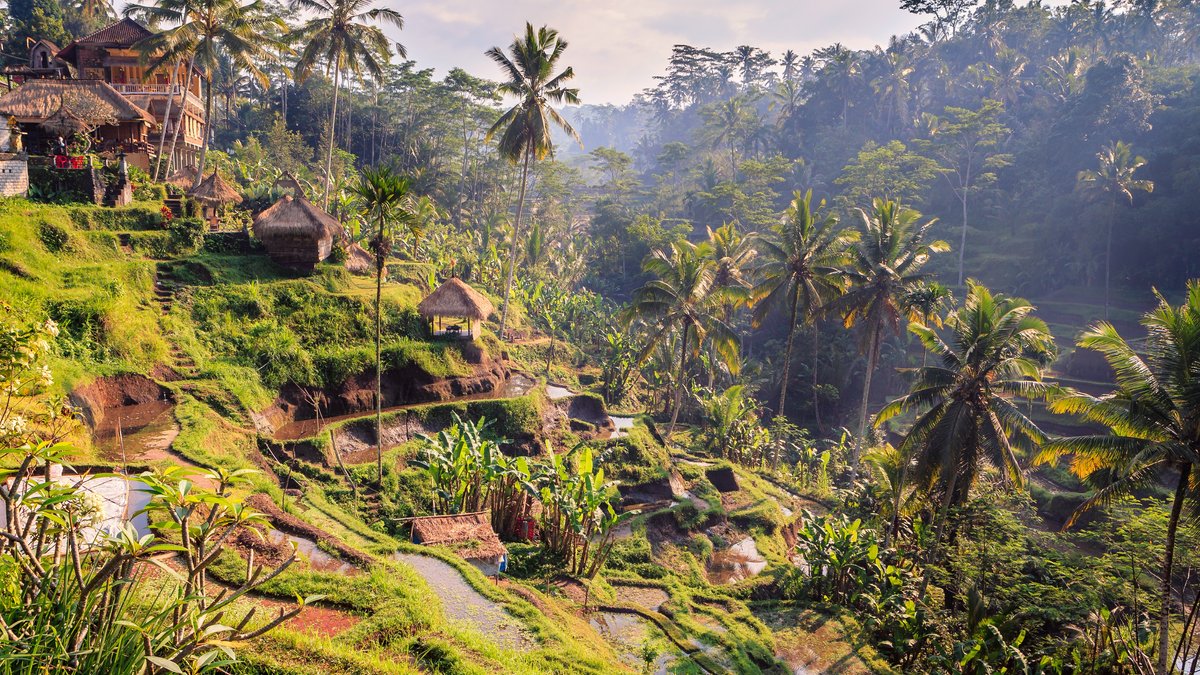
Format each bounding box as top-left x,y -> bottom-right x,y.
42,320 -> 59,338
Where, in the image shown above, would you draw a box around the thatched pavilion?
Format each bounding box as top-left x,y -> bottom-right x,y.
188,171 -> 241,228
409,511 -> 508,576
418,278 -> 494,339
252,194 -> 341,273
164,166 -> 198,190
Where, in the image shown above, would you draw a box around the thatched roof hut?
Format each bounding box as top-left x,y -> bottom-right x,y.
0,79 -> 155,127
410,511 -> 508,575
188,171 -> 241,204
252,194 -> 341,273
417,278 -> 494,339
164,167 -> 198,189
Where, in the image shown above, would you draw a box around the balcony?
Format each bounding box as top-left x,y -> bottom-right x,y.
111,83 -> 204,112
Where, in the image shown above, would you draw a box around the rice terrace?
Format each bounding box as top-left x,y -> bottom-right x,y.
0,0 -> 1199,673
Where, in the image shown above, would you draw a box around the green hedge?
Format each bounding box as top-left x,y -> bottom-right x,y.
68,204 -> 164,231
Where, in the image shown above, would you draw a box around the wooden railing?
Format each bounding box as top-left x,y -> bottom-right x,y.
111,83 -> 205,110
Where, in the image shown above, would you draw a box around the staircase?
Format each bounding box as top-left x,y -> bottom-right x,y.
164,197 -> 185,218
153,263 -> 198,379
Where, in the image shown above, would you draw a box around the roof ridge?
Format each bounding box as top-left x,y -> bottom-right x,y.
73,17 -> 152,45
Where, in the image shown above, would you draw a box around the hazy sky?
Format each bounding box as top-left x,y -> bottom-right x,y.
395,0 -> 926,104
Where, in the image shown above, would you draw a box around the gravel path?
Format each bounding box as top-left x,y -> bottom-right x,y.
392,552 -> 532,650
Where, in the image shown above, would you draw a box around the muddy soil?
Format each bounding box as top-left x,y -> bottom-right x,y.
263,357 -> 510,437
71,374 -> 173,429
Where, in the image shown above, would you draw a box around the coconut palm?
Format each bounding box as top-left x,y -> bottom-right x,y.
751,190 -> 857,426
904,280 -> 955,366
290,0 -> 405,206
702,96 -> 755,178
625,240 -> 739,438
349,166 -> 414,484
132,0 -> 281,186
705,222 -> 756,321
1076,140 -> 1154,319
1037,282 -> 1200,675
876,283 -> 1056,546
486,23 -> 581,339
837,199 -> 948,467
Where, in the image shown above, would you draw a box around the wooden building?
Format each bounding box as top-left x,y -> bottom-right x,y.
2,18 -> 205,171
252,194 -> 342,273
0,79 -> 155,155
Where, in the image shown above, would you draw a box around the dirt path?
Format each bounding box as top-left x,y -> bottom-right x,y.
391,552 -> 533,650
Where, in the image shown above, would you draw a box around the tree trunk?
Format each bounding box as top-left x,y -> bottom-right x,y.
666,323 -> 690,439
498,148 -> 532,338
812,320 -> 823,431
374,227 -> 385,485
957,189 -> 969,286
856,322 -> 881,468
194,74 -> 214,188
322,61 -> 342,209
152,59 -> 180,181
1105,197 -> 1115,320
1158,462 -> 1192,675
888,446 -> 909,546
168,56 -> 196,175
920,464 -> 959,594
778,286 -> 800,419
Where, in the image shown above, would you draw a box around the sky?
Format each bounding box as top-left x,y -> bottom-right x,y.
393,0 -> 927,104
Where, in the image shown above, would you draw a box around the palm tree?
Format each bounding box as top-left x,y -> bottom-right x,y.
133,0 -> 280,186
781,49 -> 800,81
876,283 -> 1056,548
1076,140 -> 1153,319
837,199 -> 948,467
751,190 -> 857,426
702,97 -> 754,178
486,23 -> 581,339
904,280 -> 955,365
625,240 -> 738,437
1037,283 -> 1200,675
705,222 -> 755,322
290,0 -> 405,207
349,166 -> 414,484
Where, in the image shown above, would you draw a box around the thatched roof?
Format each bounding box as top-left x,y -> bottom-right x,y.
418,278 -> 494,321
164,167 -> 198,188
253,194 -> 339,240
0,79 -> 155,126
188,171 -> 242,204
344,242 -> 373,275
410,511 -> 507,560
274,170 -> 305,196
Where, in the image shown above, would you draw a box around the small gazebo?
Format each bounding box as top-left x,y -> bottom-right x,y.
417,278 -> 494,339
188,171 -> 242,229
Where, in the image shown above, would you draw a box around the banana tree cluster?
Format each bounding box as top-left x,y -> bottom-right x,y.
414,416 -> 628,578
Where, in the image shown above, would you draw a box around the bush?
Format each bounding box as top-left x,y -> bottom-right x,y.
134,183 -> 167,202
328,242 -> 348,264
169,217 -> 206,253
37,220 -> 71,253
126,231 -> 175,258
89,204 -> 165,231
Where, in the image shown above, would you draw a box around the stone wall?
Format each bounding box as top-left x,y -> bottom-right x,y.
28,158 -> 105,204
0,154 -> 28,197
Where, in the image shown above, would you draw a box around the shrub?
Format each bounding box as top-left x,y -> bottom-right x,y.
88,204 -> 164,230
134,182 -> 168,202
126,231 -> 175,258
328,242 -> 348,264
169,217 -> 206,253
37,220 -> 71,253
